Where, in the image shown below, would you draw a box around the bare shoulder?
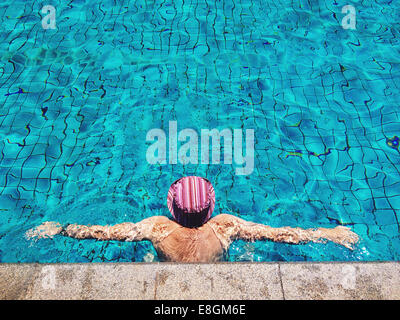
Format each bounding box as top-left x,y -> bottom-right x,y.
206,214 -> 245,249
140,216 -> 179,242
208,214 -> 243,237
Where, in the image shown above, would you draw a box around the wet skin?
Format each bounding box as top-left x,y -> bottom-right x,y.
27,214 -> 359,262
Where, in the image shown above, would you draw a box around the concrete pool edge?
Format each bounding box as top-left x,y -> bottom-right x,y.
0,262 -> 399,300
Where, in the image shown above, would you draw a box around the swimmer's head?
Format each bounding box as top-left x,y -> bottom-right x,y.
167,176 -> 215,228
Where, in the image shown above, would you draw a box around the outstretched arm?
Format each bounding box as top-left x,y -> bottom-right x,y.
209,214 -> 359,250
26,216 -> 167,242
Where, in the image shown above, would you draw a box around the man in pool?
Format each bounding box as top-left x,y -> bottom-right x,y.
27,176 -> 359,262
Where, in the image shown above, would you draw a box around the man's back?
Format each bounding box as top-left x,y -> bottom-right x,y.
150,216 -> 225,262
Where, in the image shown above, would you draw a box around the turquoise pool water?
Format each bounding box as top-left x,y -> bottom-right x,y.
0,0 -> 399,262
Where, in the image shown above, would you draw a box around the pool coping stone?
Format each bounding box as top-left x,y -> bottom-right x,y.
0,262 -> 399,300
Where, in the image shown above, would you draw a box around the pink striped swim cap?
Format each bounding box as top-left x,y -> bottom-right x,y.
167,176 -> 215,228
